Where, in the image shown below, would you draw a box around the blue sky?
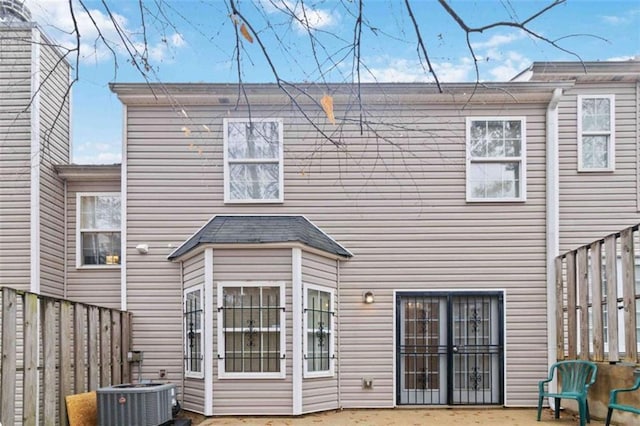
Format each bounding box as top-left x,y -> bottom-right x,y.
24,0 -> 640,164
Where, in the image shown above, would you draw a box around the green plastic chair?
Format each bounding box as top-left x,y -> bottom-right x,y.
605,375 -> 640,425
537,360 -> 598,426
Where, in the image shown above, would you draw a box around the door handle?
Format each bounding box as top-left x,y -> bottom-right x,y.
452,345 -> 459,353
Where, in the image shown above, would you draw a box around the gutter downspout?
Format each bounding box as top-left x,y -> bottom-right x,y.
337,259 -> 341,409
546,88 -> 563,402
63,179 -> 68,298
179,261 -> 185,409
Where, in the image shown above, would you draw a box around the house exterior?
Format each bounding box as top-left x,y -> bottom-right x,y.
1,6 -> 639,415
0,5 -> 70,298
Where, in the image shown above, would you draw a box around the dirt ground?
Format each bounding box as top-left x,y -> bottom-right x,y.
194,407 -> 608,425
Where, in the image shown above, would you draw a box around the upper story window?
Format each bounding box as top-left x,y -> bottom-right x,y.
466,118 -> 526,202
578,95 -> 615,171
217,282 -> 286,379
223,118 -> 283,203
76,193 -> 121,267
184,285 -> 204,378
304,284 -> 335,378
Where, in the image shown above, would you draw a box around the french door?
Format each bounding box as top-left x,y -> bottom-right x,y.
396,292 -> 504,405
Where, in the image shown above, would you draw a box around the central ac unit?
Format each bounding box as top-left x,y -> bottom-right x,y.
97,383 -> 175,426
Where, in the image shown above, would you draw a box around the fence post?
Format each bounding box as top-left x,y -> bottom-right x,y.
112,313 -> 122,384
555,256 -> 565,360
88,306 -> 100,390
23,293 -> 39,426
100,308 -> 112,386
74,304 -> 86,393
577,247 -> 589,359
590,241 -> 604,361
621,228 -> 637,361
43,299 -> 57,426
605,235 -> 619,362
566,252 -> 577,359
60,301 -> 73,425
1,288 -> 17,426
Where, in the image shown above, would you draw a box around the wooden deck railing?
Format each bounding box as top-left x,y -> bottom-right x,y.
0,287 -> 132,426
556,223 -> 640,364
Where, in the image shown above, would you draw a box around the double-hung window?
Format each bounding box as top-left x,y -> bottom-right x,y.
223,118 -> 283,203
304,284 -> 335,377
76,193 -> 121,267
184,286 -> 204,378
578,95 -> 615,171
217,282 -> 285,378
466,118 -> 526,202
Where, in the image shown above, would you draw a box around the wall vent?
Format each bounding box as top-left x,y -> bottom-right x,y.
97,383 -> 175,426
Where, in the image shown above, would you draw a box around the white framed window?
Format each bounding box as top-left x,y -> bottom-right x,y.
303,284 -> 335,378
466,117 -> 526,202
217,282 -> 286,379
76,193 -> 121,268
184,285 -> 204,378
223,118 -> 284,203
578,95 -> 615,171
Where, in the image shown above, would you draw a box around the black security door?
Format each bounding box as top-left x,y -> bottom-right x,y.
396,292 -> 504,405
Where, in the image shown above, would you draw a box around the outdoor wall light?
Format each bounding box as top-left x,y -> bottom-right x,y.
363,291 -> 375,304
136,244 -> 149,254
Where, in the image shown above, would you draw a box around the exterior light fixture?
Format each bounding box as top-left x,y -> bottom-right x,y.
136,244 -> 149,254
363,291 -> 375,304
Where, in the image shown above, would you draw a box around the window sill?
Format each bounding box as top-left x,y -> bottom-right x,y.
76,265 -> 121,270
185,373 -> 204,380
223,199 -> 284,204
577,168 -> 615,173
303,371 -> 335,379
466,198 -> 526,203
218,372 -> 286,380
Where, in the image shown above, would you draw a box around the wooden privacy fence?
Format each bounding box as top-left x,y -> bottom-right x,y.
0,287 -> 132,426
556,224 -> 640,364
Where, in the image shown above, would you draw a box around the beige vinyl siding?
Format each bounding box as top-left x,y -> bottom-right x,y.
38,34 -> 70,297
182,253 -> 205,413
0,25 -> 33,290
559,82 -> 640,253
124,95 -> 549,408
66,180 -> 121,308
211,249 -> 293,415
301,251 -> 338,413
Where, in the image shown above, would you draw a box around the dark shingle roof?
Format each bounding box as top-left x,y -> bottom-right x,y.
167,216 -> 352,260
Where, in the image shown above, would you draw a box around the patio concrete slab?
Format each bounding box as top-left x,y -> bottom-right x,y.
195,407 -> 610,425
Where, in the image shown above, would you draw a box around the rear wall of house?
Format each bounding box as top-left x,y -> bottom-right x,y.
66,179 -> 121,308
558,81 -> 640,253
124,96 -> 549,408
0,25 -> 33,290
38,33 -> 70,298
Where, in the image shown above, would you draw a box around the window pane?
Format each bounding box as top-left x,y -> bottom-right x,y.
222,285 -> 282,374
229,163 -> 280,200
582,98 -> 611,132
81,232 -> 121,265
469,120 -> 521,159
306,288 -> 332,372
227,121 -> 280,160
81,196 -> 120,229
469,162 -> 520,199
582,135 -> 609,169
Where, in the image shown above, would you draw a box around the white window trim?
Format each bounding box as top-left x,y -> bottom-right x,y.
303,283 -> 336,379
76,192 -> 121,269
217,281 -> 286,379
223,118 -> 284,204
184,284 -> 205,379
465,117 -> 527,202
577,94 -> 615,172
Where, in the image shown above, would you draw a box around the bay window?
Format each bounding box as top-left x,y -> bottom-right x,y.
217,282 -> 286,378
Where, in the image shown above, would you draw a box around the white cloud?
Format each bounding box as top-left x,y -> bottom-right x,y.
607,55 -> 639,61
73,140 -> 121,164
484,51 -> 531,81
470,32 -> 525,50
601,15 -> 627,25
360,57 -> 474,83
24,0 -> 186,64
